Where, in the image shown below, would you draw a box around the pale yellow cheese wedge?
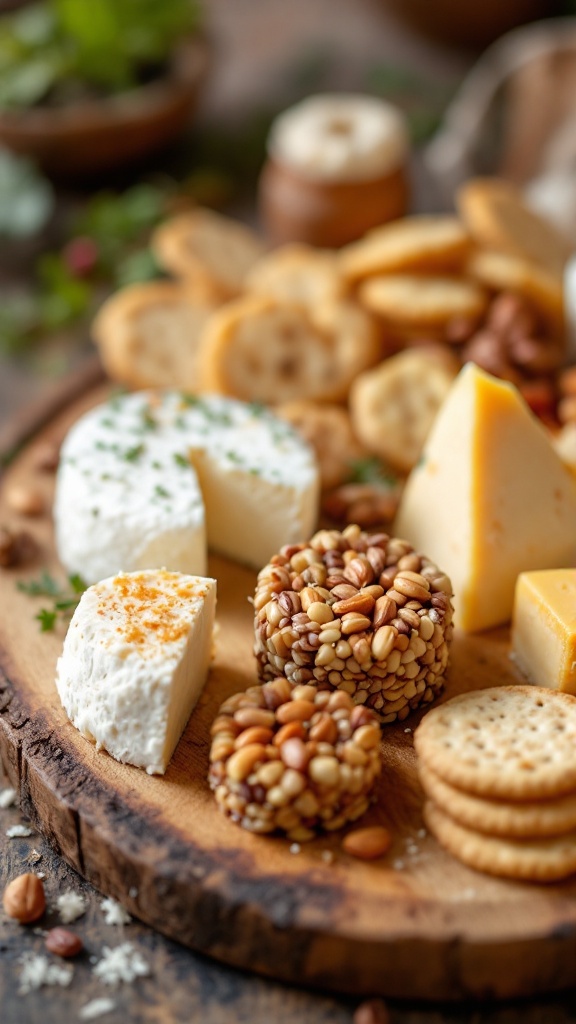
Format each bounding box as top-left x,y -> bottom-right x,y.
394,363 -> 576,631
512,570 -> 576,695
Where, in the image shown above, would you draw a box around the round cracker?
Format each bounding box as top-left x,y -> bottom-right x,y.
197,294 -> 380,405
465,249 -> 564,337
414,686 -> 576,801
275,400 -> 365,490
339,215 -> 471,282
92,281 -> 216,391
245,244 -> 345,306
420,765 -> 576,838
152,207 -> 265,300
424,800 -> 576,882
457,177 -> 572,278
349,347 -> 458,474
358,274 -> 488,329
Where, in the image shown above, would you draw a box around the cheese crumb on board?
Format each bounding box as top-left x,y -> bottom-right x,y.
93,942 -> 150,985
101,897 -> 131,926
395,363 -> 576,631
57,889 -> 87,924
18,953 -> 74,994
6,824 -> 33,838
0,787 -> 17,808
54,390 -> 319,583
56,570 -> 216,775
79,998 -> 117,1021
512,569 -> 576,695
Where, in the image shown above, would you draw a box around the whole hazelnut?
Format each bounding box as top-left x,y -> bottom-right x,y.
5,484 -> 44,517
3,873 -> 46,923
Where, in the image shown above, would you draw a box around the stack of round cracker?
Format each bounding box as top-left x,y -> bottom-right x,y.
414,686 -> 576,882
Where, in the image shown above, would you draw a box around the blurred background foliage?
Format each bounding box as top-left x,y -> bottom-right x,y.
0,0 -> 200,107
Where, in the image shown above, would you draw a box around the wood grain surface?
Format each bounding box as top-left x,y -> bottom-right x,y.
1,382 -> 576,1006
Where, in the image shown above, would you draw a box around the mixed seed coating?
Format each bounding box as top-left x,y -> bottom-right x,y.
209,679 -> 382,841
253,524 -> 454,723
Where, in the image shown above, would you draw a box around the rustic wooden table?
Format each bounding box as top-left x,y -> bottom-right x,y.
1,2 -> 576,1020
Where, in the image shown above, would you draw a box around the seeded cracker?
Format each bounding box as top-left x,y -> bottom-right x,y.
414,686 -> 576,800
424,801 -> 576,882
254,525 -> 454,723
209,680 -> 381,841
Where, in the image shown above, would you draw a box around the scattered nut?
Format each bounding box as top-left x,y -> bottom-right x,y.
3,873 -> 46,923
0,525 -> 37,567
341,825 -> 392,860
5,484 -> 44,517
45,926 -> 83,958
353,998 -> 390,1024
33,441 -> 60,473
322,484 -> 400,529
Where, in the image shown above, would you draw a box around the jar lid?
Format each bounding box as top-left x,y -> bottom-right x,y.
267,93 -> 409,183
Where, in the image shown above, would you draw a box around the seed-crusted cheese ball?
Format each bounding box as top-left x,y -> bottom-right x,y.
253,525 -> 454,723
209,679 -> 381,842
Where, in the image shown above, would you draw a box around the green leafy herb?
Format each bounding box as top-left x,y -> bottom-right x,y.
154,484 -> 171,499
348,457 -> 398,488
19,570 -> 87,631
68,573 -> 86,594
36,608 -> 57,631
124,443 -> 145,462
0,0 -> 201,109
17,570 -> 61,597
173,452 -> 189,468
142,408 -> 157,431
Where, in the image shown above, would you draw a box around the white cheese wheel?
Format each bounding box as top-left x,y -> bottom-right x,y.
55,570 -> 216,774
54,391 -> 319,582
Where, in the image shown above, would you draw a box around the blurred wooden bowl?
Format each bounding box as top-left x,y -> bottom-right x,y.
382,0 -> 558,49
0,35 -> 210,177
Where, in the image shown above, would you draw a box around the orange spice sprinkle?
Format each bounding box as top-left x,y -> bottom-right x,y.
96,572 -> 209,647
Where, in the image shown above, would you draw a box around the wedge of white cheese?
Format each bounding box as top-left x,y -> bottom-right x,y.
55,570 -> 216,774
54,391 -> 319,583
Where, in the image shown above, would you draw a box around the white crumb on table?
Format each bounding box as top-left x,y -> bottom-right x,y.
128,887 -> 138,899
0,787 -> 17,808
101,897 -> 131,926
79,997 -> 118,1020
57,890 -> 87,924
289,843 -> 301,855
92,942 -> 150,985
18,954 -> 74,994
6,824 -> 33,838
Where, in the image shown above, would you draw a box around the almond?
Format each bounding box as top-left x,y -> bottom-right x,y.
342,826 -> 392,860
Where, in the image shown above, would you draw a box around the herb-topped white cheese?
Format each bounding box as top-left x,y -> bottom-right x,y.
54,391 -> 319,582
55,570 -> 216,774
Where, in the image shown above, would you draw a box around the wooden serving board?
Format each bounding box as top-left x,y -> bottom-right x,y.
1,377 -> 576,1002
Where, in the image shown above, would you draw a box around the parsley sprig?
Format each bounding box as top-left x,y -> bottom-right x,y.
17,571 -> 87,631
